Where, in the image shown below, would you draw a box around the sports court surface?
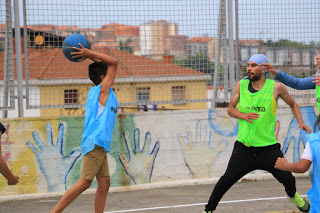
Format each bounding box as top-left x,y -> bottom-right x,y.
0,177 -> 311,213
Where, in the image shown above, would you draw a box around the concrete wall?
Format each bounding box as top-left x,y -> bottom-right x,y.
0,106 -> 317,197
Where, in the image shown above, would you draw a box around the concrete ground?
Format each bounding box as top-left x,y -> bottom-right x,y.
0,177 -> 312,213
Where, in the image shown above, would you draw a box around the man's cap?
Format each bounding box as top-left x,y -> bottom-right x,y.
248,54 -> 269,66
248,54 -> 269,75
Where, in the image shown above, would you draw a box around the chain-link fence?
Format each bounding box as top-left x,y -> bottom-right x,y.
0,0 -> 15,116
0,0 -> 319,117
237,0 -> 320,106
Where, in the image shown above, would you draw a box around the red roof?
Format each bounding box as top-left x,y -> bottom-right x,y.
0,24 -> 5,30
187,37 -> 213,43
28,25 -> 79,32
0,47 -> 204,80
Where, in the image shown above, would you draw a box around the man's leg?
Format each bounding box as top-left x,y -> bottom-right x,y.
268,163 -> 310,212
258,143 -> 296,196
204,142 -> 255,212
95,176 -> 110,213
51,178 -> 92,213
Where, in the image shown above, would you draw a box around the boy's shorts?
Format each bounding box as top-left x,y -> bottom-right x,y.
80,145 -> 110,181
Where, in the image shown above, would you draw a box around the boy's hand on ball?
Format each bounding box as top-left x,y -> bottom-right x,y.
71,43 -> 91,61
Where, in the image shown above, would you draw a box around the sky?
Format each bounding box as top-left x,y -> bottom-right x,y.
2,0 -> 320,44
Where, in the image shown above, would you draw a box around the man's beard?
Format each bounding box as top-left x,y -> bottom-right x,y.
247,72 -> 262,82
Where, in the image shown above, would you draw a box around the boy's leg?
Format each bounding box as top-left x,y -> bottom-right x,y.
95,176 -> 110,213
204,141 -> 255,212
94,152 -> 110,213
52,145 -> 106,213
51,178 -> 92,213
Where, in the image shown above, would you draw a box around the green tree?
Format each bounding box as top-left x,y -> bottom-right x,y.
0,43 -> 4,51
119,39 -> 133,53
174,53 -> 214,85
175,53 -> 214,74
263,39 -> 320,49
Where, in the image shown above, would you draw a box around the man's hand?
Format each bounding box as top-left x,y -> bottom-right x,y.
7,174 -> 19,185
299,123 -> 311,134
260,62 -> 278,76
274,157 -> 288,170
242,112 -> 260,123
312,76 -> 320,86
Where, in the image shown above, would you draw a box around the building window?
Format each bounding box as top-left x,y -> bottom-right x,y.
172,86 -> 185,104
137,87 -> 150,102
64,89 -> 79,106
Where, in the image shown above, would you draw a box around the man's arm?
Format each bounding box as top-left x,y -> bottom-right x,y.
261,63 -> 315,90
274,157 -> 312,173
0,130 -> 19,185
276,82 -> 311,133
227,81 -> 260,123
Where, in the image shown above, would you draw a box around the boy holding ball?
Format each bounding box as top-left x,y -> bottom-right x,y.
51,44 -> 119,213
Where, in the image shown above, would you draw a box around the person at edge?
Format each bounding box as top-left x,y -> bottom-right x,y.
202,54 -> 311,213
262,54 -> 320,183
0,122 -> 19,185
275,118 -> 320,212
51,44 -> 119,213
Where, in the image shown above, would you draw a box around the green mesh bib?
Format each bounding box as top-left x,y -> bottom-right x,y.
237,79 -> 277,147
316,85 -> 320,113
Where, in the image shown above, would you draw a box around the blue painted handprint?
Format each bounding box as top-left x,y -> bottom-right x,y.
282,106 -> 317,162
178,120 -> 227,178
26,122 -> 82,192
208,109 -> 238,137
119,128 -> 160,184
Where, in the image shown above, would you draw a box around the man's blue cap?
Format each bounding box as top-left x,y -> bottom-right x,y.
248,54 -> 269,65
248,54 -> 269,75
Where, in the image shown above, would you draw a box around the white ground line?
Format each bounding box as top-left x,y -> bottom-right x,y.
104,195 -> 307,213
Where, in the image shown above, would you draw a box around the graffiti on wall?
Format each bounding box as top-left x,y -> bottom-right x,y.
178,120 -> 228,178
177,107 -> 316,178
26,122 -> 82,192
0,123 -> 38,195
120,128 -> 160,184
281,107 -> 318,161
0,106 -> 317,196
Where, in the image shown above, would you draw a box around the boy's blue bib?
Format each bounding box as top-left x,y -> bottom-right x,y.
81,84 -> 118,156
306,133 -> 320,213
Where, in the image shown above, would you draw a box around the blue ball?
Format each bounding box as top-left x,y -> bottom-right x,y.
62,34 -> 91,62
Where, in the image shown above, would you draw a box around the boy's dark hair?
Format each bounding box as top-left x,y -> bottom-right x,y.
89,62 -> 108,86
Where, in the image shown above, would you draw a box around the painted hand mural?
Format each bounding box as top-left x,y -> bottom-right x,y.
26,122 -> 82,192
208,109 -> 280,139
0,124 -> 38,194
178,120 -> 227,178
208,109 -> 238,137
281,107 -> 317,162
119,128 -> 160,184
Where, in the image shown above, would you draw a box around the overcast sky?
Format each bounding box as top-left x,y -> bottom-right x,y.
2,0 -> 320,43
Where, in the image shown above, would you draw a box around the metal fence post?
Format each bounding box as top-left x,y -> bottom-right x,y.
228,0 -> 235,93
22,0 -> 29,109
13,0 -> 24,117
212,0 -> 224,108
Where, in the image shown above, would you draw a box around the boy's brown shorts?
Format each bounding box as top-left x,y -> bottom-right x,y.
80,145 -> 110,181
